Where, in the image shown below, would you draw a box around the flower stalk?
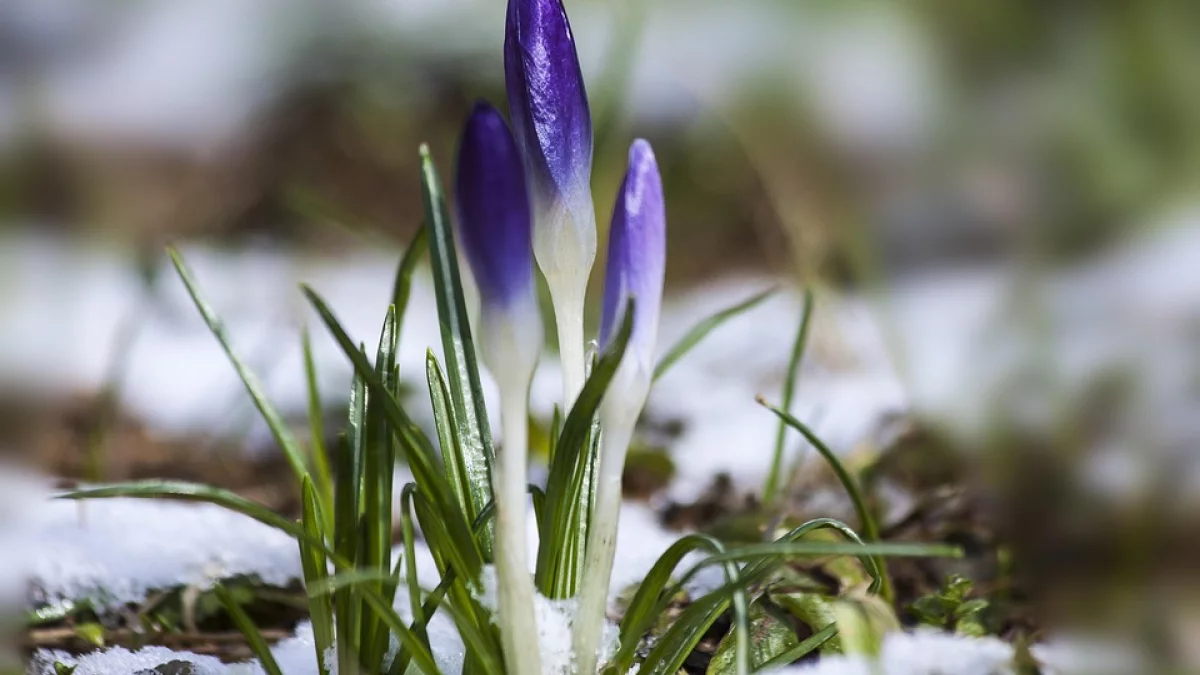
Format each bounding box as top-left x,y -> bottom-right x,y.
505,0 -> 596,409
573,140 -> 666,674
454,102 -> 544,675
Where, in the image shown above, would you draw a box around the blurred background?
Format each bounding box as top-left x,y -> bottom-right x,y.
2,0 -> 1198,671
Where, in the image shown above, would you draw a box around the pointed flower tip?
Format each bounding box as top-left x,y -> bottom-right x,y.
454,101 -> 536,314
600,138 -> 666,363
504,0 -> 593,213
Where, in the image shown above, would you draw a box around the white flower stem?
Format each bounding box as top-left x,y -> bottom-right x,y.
571,423 -> 634,675
550,283 -> 587,411
495,383 -> 542,675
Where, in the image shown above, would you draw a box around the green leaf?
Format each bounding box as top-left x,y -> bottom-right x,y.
361,308 -> 399,668
639,590 -> 730,675
390,485 -> 430,675
419,145 -> 494,555
299,478 -> 334,675
72,622 -> 105,648
832,593 -> 900,657
214,584 -> 284,675
652,287 -> 774,382
771,590 -> 841,655
166,248 -> 310,486
58,482 -> 338,562
757,398 -> 893,601
302,326 -> 335,534
426,352 -> 472,531
764,287 -> 814,504
706,602 -> 797,675
53,662 -> 76,675
535,304 -> 635,599
303,286 -> 483,582
313,572 -> 445,675
613,534 -> 737,673
756,623 -> 838,671
334,371 -> 366,672
391,226 -> 429,339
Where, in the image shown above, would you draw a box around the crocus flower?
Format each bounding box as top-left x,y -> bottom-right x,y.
573,139 -> 666,675
505,0 -> 596,406
599,138 -> 666,408
455,101 -> 543,373
454,100 -> 544,675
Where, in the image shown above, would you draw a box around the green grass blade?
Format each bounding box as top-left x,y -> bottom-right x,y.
58,482 -> 338,561
763,287 -> 814,505
652,288 -> 774,382
361,308 -> 399,668
303,286 -> 483,580
757,398 -> 893,600
418,144 -> 495,555
426,352 -> 474,528
694,541 -> 959,569
397,485 -> 429,658
535,305 -> 634,598
335,371 -> 366,672
299,478 -> 333,675
214,584 -> 283,675
166,248 -> 309,484
640,590 -> 731,675
613,534 -> 747,674
313,571 -> 444,675
392,226 -> 429,338
302,326 -> 335,532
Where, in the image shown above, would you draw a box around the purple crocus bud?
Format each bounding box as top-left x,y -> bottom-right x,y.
599,139 -> 665,417
505,0 -> 596,393
455,101 -> 543,384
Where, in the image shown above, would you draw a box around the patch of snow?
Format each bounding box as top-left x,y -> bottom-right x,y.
766,629 -> 1015,675
7,475 -> 300,611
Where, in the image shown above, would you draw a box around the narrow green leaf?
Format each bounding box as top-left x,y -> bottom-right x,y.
391,225 -> 429,339
314,572 -> 444,675
361,308 -> 399,667
426,352 -> 474,530
764,287 -> 814,504
653,288 -> 774,382
697,541 -> 960,566
302,326 -> 336,533
335,371 -> 366,673
214,584 -> 284,675
58,482 -> 338,561
613,534 -> 746,674
419,145 -> 494,555
299,478 -> 334,675
640,590 -> 730,675
166,248 -> 309,485
304,286 -> 483,581
757,398 -> 893,600
536,304 -> 634,598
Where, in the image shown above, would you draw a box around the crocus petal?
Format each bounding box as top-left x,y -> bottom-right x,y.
504,0 -> 593,221
600,139 -> 665,371
454,101 -> 536,310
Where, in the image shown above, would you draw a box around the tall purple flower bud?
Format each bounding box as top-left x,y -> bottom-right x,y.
600,139 -> 666,394
505,0 -> 596,407
455,101 -> 543,374
574,139 -> 666,675
454,100 -> 544,675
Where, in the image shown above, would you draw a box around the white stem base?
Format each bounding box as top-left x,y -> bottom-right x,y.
495,392 -> 542,675
571,425 -> 634,675
551,287 -> 587,413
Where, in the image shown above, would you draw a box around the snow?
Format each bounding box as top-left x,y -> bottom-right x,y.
766,630 -> 1016,675
8,475 -> 300,612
